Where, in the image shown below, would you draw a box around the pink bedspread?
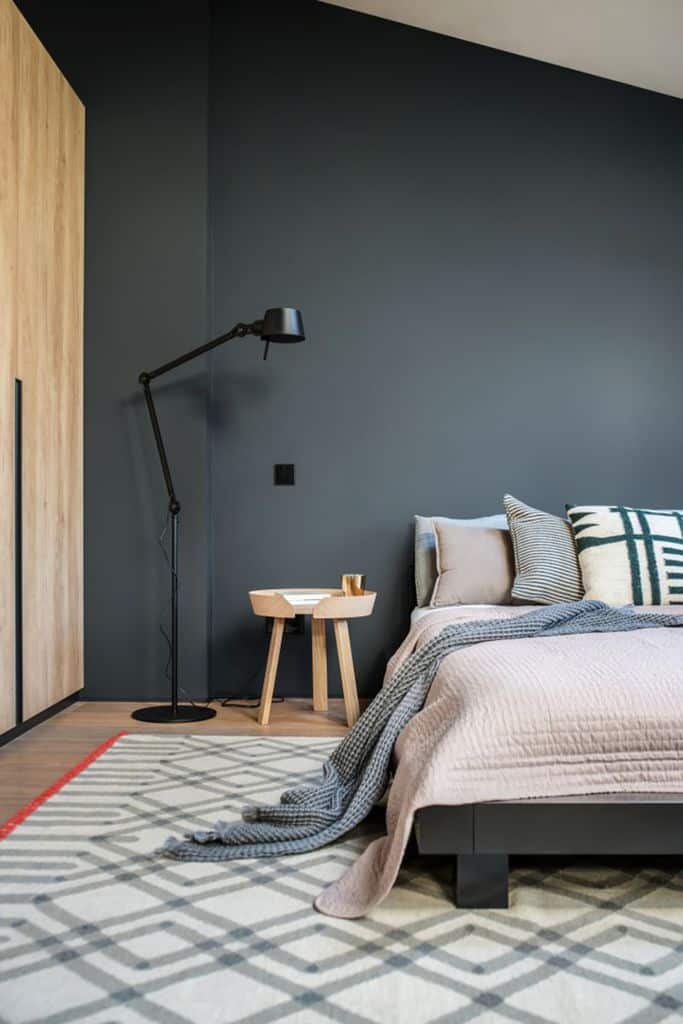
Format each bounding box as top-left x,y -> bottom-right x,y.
315,605 -> 683,918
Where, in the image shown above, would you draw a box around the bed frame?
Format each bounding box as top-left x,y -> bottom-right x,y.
415,794 -> 683,908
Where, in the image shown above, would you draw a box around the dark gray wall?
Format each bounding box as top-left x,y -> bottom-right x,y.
209,0 -> 683,697
16,0 -> 211,700
14,0 -> 683,703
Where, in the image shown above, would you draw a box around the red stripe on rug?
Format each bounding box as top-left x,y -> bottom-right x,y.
0,731 -> 128,841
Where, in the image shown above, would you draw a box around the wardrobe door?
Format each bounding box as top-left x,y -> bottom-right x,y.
15,3 -> 84,720
0,0 -> 18,733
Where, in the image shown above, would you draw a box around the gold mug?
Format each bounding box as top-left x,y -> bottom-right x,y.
340,574 -> 366,596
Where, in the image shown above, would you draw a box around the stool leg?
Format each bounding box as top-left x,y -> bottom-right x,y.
258,618 -> 285,726
311,618 -> 328,712
333,619 -> 360,727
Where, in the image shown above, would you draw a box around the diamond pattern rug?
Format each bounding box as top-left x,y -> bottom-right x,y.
1,733 -> 683,1023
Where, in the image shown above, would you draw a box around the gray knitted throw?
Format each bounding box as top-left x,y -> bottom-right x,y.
162,601 -> 683,862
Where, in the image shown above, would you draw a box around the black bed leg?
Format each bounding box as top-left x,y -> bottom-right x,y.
455,854 -> 509,909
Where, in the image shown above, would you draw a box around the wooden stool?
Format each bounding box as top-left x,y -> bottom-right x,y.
248,589 -> 376,727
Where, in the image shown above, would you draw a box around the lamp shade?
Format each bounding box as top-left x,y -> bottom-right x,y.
260,307 -> 305,343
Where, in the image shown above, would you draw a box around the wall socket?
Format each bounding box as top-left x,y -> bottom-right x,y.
274,463 -> 295,485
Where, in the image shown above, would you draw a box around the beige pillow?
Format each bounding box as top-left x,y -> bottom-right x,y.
430,521 -> 514,606
414,513 -> 508,607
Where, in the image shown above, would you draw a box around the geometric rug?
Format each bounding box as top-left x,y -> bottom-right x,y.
1,734 -> 683,1024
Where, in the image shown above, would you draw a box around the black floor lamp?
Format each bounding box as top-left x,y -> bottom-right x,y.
132,308 -> 305,724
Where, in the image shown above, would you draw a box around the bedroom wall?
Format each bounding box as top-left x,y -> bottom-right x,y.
208,0 -> 683,698
14,0 -> 211,701
12,0 -> 683,704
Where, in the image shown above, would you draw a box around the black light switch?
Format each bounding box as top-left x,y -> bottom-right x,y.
274,463 -> 295,485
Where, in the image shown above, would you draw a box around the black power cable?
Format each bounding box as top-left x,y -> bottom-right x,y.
157,511 -> 283,711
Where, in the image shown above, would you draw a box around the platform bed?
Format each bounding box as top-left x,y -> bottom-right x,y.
415,794 -> 683,909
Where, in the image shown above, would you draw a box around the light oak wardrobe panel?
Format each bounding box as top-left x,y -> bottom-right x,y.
0,0 -> 19,734
13,1 -> 85,720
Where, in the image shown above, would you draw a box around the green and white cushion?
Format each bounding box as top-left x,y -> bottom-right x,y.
566,504 -> 683,606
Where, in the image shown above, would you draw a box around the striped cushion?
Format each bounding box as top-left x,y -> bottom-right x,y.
567,505 -> 683,606
504,495 -> 584,604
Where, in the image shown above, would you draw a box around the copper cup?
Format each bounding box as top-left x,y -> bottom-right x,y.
340,574 -> 366,596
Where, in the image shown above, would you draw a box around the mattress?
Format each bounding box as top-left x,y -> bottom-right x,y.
410,603 -> 499,624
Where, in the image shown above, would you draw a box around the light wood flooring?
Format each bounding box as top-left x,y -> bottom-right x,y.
0,699 -> 358,823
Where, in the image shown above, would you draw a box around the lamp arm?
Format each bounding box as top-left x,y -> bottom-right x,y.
139,377 -> 180,513
138,320 -> 263,513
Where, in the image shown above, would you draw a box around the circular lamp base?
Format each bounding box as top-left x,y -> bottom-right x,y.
131,704 -> 216,724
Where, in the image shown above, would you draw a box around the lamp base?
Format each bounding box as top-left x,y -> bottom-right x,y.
131,704 -> 216,724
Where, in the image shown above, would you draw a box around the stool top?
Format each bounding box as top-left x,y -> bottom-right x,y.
249,588 -> 376,620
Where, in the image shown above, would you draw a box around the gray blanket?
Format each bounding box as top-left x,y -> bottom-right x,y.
162,600 -> 683,862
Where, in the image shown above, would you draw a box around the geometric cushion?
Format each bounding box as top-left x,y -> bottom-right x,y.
566,504 -> 683,605
414,513 -> 508,607
504,494 -> 584,604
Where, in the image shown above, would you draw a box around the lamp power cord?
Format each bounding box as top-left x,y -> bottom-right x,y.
157,511 -> 283,710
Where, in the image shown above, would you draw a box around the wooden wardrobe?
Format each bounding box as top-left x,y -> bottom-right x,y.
1,0 -> 84,737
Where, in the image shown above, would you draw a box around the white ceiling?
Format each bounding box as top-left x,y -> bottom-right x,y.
320,0 -> 683,99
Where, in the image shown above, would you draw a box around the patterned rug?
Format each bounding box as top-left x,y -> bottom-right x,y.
1,734 -> 683,1024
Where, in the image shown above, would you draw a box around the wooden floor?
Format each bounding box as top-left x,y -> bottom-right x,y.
0,699 -> 357,823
